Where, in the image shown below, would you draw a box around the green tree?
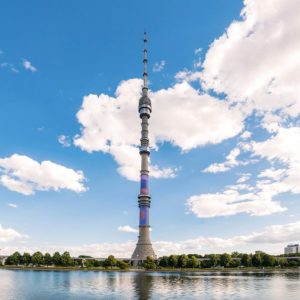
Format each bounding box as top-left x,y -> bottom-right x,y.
6,252 -> 22,265
220,253 -> 232,267
61,251 -> 73,266
229,259 -> 241,268
277,257 -> 288,267
52,252 -> 62,266
231,252 -> 240,258
252,253 -> 262,267
105,255 -> 117,269
168,255 -> 178,269
208,254 -> 219,267
44,253 -> 52,266
94,260 -> 103,268
159,256 -> 169,268
22,252 -> 31,266
189,256 -> 199,269
118,260 -> 129,270
85,259 -> 95,268
178,255 -> 188,268
287,259 -> 299,267
241,254 -> 252,267
32,252 -> 44,266
200,259 -> 212,268
143,256 -> 157,270
262,254 -> 276,267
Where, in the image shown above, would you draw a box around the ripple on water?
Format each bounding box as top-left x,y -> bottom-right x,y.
0,269 -> 299,300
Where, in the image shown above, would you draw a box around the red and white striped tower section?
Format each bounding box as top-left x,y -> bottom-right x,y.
131,32 -> 156,264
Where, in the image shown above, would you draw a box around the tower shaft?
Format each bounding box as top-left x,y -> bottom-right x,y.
131,33 -> 156,264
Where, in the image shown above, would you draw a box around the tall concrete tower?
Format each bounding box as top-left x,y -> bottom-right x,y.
131,33 -> 156,264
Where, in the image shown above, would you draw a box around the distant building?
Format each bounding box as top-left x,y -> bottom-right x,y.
0,256 -> 8,265
284,244 -> 299,255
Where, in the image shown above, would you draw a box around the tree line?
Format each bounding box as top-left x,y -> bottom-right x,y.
2,251 -> 300,270
144,252 -> 300,269
2,252 -> 129,269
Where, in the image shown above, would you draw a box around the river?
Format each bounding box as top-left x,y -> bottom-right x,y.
0,269 -> 299,299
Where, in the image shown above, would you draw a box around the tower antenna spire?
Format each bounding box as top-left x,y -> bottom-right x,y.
143,32 -> 148,94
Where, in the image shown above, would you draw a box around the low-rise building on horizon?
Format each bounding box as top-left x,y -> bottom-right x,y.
284,244 -> 299,255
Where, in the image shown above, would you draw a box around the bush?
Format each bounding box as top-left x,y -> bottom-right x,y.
143,257 -> 157,270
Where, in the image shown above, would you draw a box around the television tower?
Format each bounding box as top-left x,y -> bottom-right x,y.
131,32 -> 156,264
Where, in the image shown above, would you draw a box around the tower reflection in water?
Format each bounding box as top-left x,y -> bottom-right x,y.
133,272 -> 154,300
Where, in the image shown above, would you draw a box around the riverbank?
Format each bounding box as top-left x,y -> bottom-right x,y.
1,265 -> 299,272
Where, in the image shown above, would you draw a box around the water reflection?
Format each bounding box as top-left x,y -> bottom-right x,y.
0,269 -> 300,299
133,272 -> 154,300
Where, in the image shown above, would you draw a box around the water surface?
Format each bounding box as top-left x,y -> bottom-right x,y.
0,269 -> 299,299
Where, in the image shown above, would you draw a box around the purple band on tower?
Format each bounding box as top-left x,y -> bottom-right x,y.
139,206 -> 149,226
140,174 -> 149,194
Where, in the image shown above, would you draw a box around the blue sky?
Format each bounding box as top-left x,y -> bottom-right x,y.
1,0 -> 300,257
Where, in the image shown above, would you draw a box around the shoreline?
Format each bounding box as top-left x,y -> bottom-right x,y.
1,266 -> 299,273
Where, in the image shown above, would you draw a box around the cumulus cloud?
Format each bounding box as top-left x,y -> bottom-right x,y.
186,187 -> 286,218
22,59 -> 37,72
201,0 -> 300,118
190,126 -> 300,218
117,225 -> 138,233
202,146 -> 255,173
203,147 -> 241,173
251,126 -> 300,195
58,135 -> 71,147
152,60 -> 165,72
0,154 -> 86,195
0,224 -> 28,242
1,221 -> 299,256
74,79 -> 244,180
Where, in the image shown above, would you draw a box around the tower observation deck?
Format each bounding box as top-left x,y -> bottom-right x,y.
131,33 -> 156,264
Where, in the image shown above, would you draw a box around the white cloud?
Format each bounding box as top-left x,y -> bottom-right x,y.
201,0 -> 300,118
0,224 -> 28,242
0,62 -> 18,73
74,79 -> 244,181
237,173 -> 251,183
193,48 -> 202,68
240,130 -> 252,140
1,221 -> 299,256
7,203 -> 18,208
203,147 -> 255,174
175,69 -> 202,82
0,154 -> 86,195
117,225 -> 138,233
190,126 -> 300,218
258,168 -> 286,181
186,188 -> 286,218
22,59 -> 37,72
152,60 -> 165,72
58,135 -> 71,147
194,48 -> 202,56
251,126 -> 300,195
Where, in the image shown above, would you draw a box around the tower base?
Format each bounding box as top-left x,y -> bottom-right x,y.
131,226 -> 156,265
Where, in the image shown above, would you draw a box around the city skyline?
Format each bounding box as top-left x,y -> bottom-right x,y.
0,0 -> 300,257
